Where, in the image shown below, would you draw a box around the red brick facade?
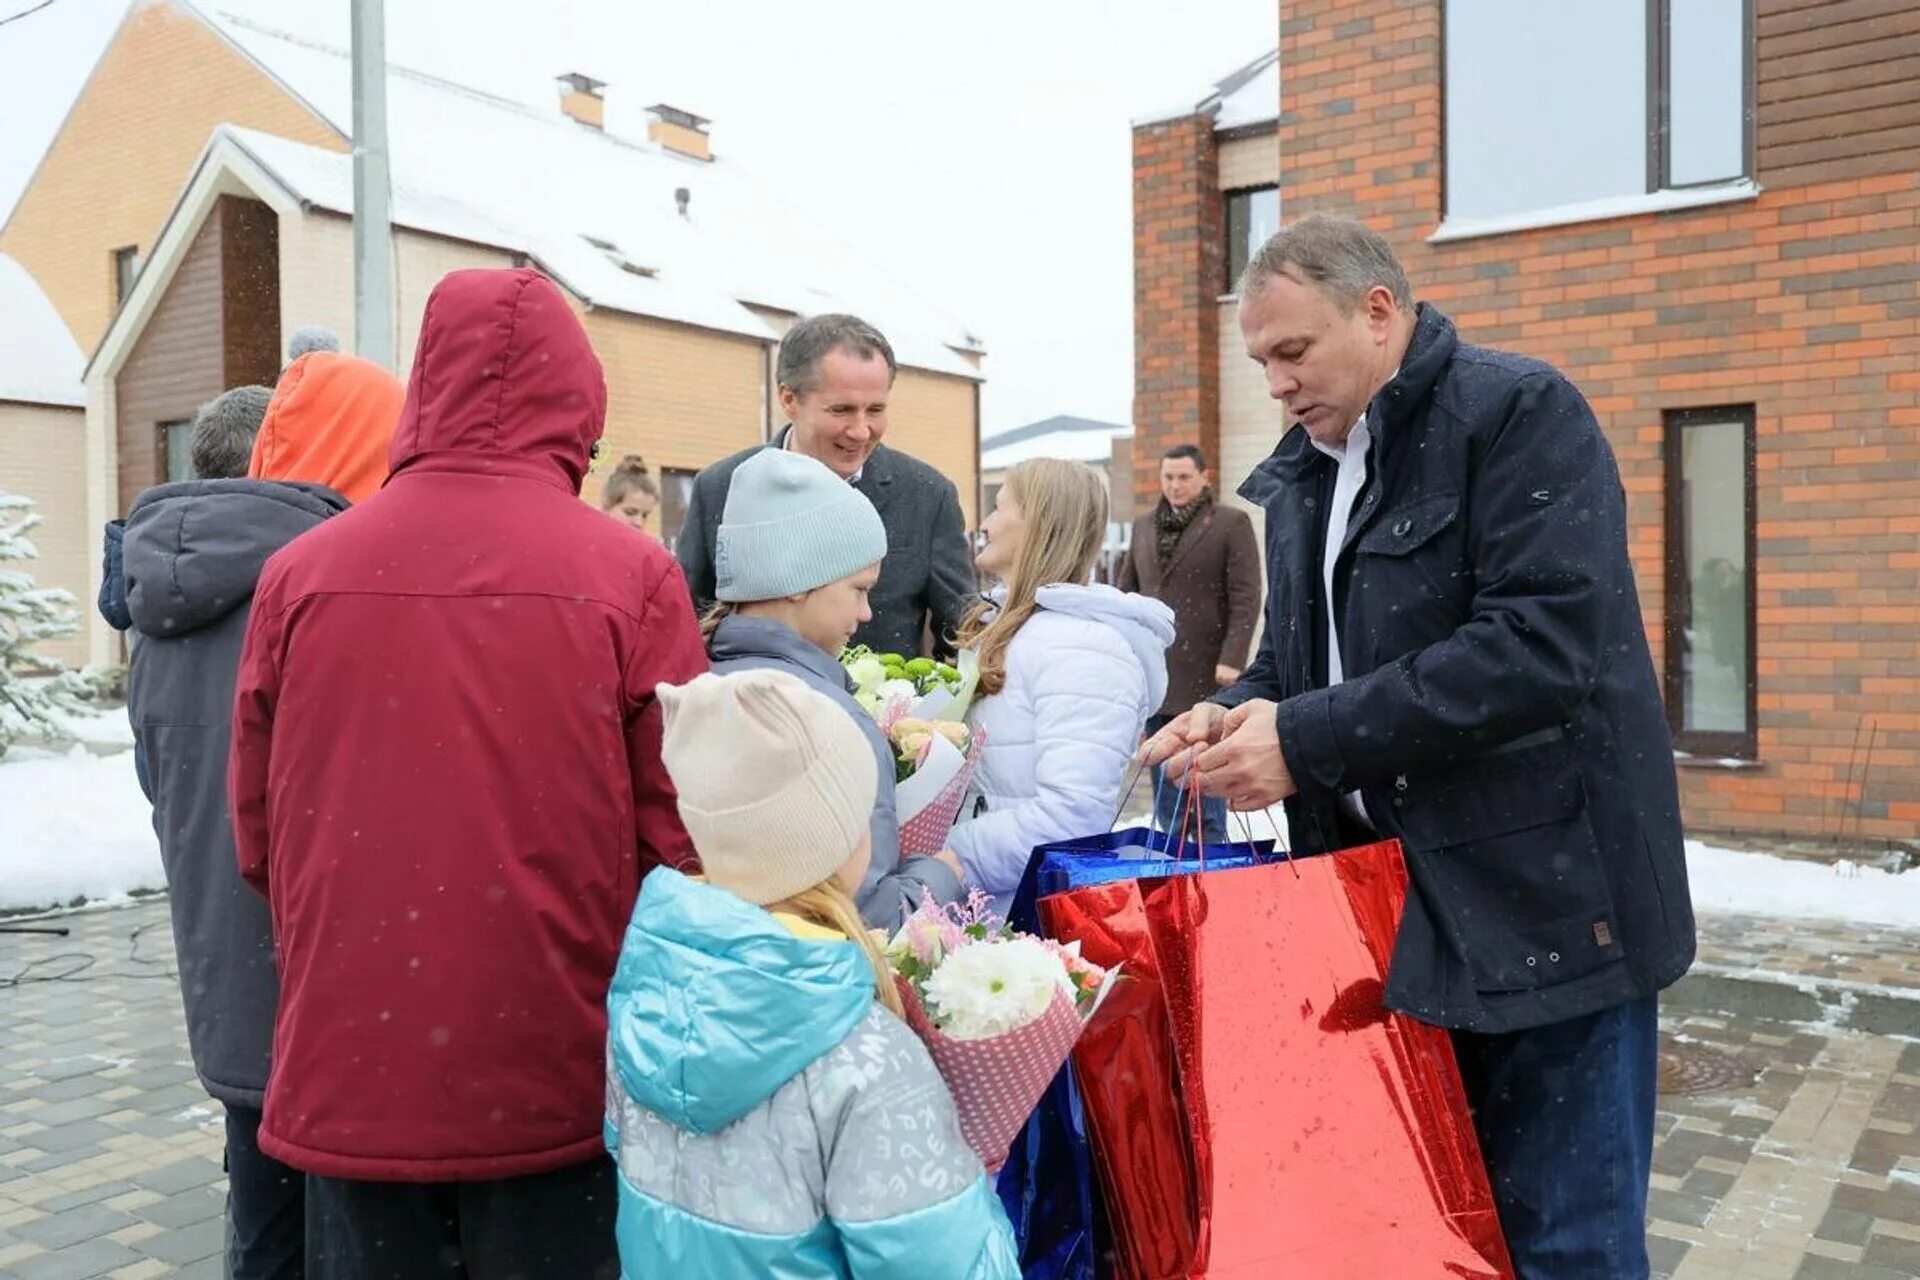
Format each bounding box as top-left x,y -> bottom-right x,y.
1132,114 -> 1223,510
1134,2 -> 1920,844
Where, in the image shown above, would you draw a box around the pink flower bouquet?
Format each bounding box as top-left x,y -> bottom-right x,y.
884,890 -> 1115,1172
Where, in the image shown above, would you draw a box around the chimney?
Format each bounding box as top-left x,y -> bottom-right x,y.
647,103 -> 712,162
557,73 -> 606,130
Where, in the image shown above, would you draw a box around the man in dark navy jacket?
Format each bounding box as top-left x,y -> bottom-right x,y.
1145,214 -> 1694,1279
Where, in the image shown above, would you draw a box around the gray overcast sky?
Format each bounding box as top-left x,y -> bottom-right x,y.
0,0 -> 1274,437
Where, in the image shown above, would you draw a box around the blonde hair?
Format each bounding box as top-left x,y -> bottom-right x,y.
600,454 -> 659,509
699,602 -> 734,643
956,458 -> 1107,697
771,880 -> 905,1018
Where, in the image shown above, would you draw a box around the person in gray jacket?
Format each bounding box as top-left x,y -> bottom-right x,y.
703,447 -> 965,926
100,385 -> 272,795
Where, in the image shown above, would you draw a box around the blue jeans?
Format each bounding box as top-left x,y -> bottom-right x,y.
1451,997 -> 1658,1280
1143,714 -> 1227,851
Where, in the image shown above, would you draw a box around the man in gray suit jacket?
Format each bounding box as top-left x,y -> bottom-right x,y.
676,314 -> 976,657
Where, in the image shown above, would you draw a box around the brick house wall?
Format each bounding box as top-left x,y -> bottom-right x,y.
0,401 -> 88,668
1133,2 -> 1919,842
25,1 -> 985,636
1132,114 -> 1224,513
0,2 -> 343,354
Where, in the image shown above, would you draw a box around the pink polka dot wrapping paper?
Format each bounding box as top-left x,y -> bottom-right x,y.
896,976 -> 1084,1174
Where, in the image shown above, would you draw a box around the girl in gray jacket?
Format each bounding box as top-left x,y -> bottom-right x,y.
702,447 -> 964,926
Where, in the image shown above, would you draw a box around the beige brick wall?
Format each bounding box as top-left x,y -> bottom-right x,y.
585,312 -> 768,484
277,217 -> 523,374
1217,131 -> 1279,194
395,233 -> 519,373
0,2 -> 343,357
887,370 -> 979,528
2,402 -> 90,668
276,213 -> 357,358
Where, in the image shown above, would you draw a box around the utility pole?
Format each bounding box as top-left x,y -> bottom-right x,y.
350,0 -> 395,370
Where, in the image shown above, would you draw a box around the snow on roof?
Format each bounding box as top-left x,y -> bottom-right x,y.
226,128 -> 774,343
1212,53 -> 1280,132
981,416 -> 1131,471
0,253 -> 84,408
192,4 -> 984,379
1134,49 -> 1279,132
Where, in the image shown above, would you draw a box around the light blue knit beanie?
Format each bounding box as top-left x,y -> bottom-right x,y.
716,449 -> 887,603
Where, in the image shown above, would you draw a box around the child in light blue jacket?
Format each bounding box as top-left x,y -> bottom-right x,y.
607,669 -> 1019,1280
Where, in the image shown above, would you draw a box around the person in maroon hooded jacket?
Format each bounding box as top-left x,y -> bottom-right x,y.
229,268 -> 706,1278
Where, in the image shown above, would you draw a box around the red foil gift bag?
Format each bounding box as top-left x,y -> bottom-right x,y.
1039,840 -> 1513,1280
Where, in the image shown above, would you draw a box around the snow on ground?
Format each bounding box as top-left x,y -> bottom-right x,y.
49,705 -> 136,749
1,725 -> 1916,927
1684,839 -> 1920,929
0,745 -> 160,912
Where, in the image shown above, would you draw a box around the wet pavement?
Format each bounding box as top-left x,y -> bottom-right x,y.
3,899 -> 1919,1278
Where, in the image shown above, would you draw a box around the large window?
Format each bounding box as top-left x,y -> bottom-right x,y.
112,245 -> 141,308
160,419 -> 194,483
658,466 -> 697,555
1664,407 -> 1755,759
1444,0 -> 1749,224
1224,186 -> 1279,292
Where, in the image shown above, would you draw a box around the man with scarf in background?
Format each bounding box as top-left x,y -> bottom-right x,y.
1117,443 -> 1261,845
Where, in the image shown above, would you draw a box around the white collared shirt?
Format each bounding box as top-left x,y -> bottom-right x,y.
1312,415 -> 1372,689
1311,414 -> 1374,825
782,427 -> 864,484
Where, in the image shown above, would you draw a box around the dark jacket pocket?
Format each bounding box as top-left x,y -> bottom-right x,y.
1396,754 -> 1625,995
1353,493 -> 1464,622
1356,493 -> 1458,558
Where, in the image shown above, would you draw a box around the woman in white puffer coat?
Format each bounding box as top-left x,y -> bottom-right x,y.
945,459 -> 1175,913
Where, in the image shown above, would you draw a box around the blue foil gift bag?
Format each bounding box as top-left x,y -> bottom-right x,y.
997,811 -> 1279,1280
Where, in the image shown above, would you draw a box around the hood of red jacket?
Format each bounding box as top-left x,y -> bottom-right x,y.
388,268 -> 607,491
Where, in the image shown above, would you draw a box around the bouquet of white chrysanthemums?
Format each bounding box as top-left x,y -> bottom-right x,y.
883,890 -> 1115,1172
841,646 -> 985,857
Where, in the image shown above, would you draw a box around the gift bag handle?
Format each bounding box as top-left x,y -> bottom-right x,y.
1232,806 -> 1298,876
1115,752 -> 1206,863
1184,747 -> 1205,866
1111,756 -> 1150,832
1162,750 -> 1211,865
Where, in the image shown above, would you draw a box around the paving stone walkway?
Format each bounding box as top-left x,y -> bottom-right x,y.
1,904 -> 225,1280
5,898 -> 1920,1277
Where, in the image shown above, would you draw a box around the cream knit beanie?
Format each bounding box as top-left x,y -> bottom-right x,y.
658,670 -> 877,906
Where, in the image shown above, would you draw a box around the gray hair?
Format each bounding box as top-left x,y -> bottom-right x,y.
190,385 -> 272,479
776,313 -> 897,396
1239,213 -> 1415,312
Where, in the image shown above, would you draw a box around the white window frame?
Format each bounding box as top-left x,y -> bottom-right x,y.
1435,0 -> 1756,243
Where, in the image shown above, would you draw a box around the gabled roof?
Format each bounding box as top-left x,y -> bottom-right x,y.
0,253 -> 84,408
177,3 -> 982,379
983,414 -> 1130,450
981,415 -> 1131,471
1135,49 -> 1280,133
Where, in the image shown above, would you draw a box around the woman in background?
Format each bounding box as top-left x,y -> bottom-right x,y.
601,454 -> 660,535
